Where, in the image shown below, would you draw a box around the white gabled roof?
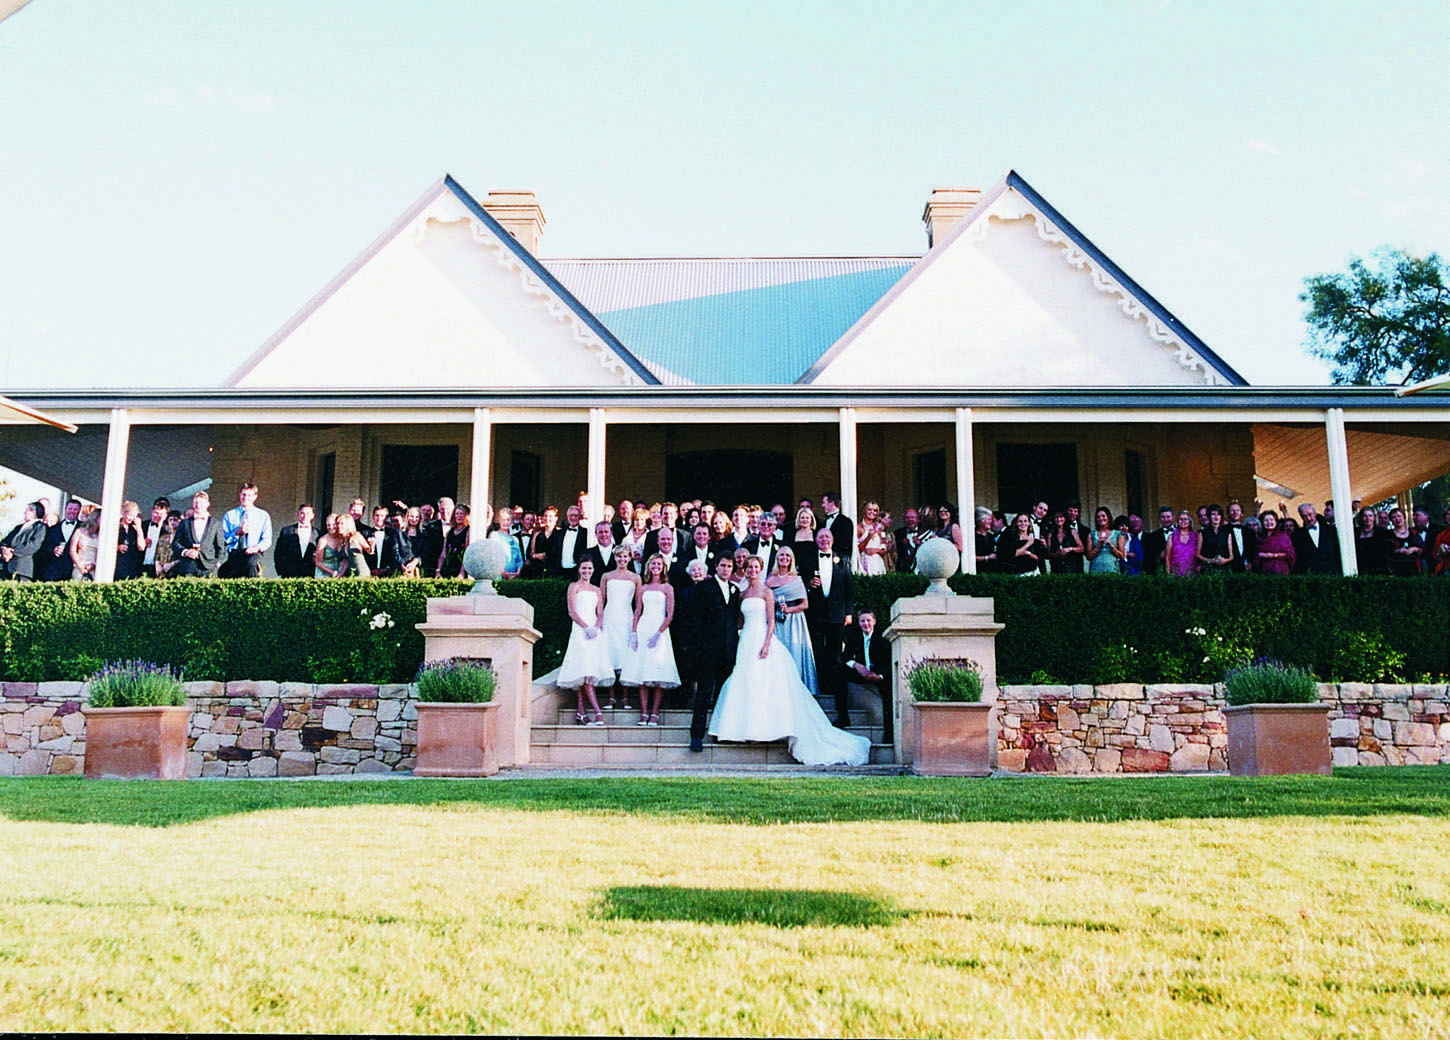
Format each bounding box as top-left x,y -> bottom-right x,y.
227,177 -> 657,390
801,171 -> 1246,388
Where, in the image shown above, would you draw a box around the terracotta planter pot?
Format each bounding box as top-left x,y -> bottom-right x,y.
912,701 -> 993,776
414,701 -> 499,777
1224,703 -> 1332,777
83,705 -> 191,780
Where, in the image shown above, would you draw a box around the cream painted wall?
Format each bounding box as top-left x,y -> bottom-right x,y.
812,195 -> 1224,388
237,192 -> 643,390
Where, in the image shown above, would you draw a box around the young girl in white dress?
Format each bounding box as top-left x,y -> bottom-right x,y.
620,553 -> 680,726
709,557 -> 870,766
600,545 -> 641,711
556,558 -> 613,725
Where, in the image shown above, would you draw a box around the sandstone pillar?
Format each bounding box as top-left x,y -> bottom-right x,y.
884,595 -> 1003,769
416,595 -> 541,768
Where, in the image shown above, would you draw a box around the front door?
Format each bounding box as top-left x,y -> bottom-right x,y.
666,450 -> 793,510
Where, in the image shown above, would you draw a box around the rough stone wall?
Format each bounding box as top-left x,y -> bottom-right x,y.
0,682 -> 417,778
1323,683 -> 1450,768
995,682 -> 1450,773
5,680 -> 1446,777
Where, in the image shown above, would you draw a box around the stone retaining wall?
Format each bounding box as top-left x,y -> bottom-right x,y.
995,682 -> 1450,773
0,682 -> 416,777
3,680 -> 1447,777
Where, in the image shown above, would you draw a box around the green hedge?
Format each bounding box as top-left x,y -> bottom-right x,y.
0,578 -> 571,685
1,574 -> 1446,685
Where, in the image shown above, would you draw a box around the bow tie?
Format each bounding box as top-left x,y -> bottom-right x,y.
819,552 -> 831,558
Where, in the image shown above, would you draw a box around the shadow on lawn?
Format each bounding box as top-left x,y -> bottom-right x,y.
0,766 -> 1447,829
598,886 -> 904,928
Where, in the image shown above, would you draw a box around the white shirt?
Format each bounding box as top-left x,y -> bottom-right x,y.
560,527 -> 582,568
818,553 -> 833,597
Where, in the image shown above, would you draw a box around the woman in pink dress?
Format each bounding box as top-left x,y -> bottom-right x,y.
1252,511 -> 1296,576
1165,510 -> 1200,577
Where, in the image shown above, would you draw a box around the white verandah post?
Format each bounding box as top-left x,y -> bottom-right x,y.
587,408 -> 607,526
838,407 -> 857,533
955,407 -> 976,574
1324,407 -> 1357,576
470,407 -> 491,518
94,408 -> 130,584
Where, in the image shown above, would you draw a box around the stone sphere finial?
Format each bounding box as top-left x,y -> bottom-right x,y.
915,536 -> 960,595
462,536 -> 508,595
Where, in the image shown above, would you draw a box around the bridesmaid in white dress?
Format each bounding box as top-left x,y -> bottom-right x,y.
855,501 -> 888,575
709,557 -> 870,767
621,553 -> 681,726
765,546 -> 818,696
556,559 -> 612,725
600,545 -> 641,711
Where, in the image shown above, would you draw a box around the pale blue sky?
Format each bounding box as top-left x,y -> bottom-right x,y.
1,0 -> 1446,390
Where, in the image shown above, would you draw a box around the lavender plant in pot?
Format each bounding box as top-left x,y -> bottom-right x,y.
1222,659 -> 1330,777
907,659 -> 992,777
83,661 -> 191,780
412,658 -> 500,777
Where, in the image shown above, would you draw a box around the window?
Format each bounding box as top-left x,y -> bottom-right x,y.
379,445 -> 459,509
996,443 -> 1078,514
313,452 -> 335,517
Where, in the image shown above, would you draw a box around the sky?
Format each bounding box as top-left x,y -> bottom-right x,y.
0,0 -> 1447,394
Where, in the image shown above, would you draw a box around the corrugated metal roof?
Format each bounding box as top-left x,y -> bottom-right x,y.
543,258 -> 916,384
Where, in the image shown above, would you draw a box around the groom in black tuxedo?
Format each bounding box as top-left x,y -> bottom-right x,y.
689,555 -> 741,752
802,528 -> 853,728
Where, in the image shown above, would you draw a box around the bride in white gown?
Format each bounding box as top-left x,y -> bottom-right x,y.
709,557 -> 871,767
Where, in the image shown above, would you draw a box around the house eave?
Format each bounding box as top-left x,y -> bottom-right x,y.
8,385 -> 1443,420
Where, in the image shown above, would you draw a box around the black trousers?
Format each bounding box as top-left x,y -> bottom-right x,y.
220,548 -> 263,578
690,647 -> 732,740
812,621 -> 847,724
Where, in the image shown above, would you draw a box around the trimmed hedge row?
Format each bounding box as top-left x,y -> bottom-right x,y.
0,579 -> 571,685
1,574 -> 1446,684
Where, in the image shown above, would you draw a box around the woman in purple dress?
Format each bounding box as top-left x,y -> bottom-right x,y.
1252,511 -> 1296,575
1165,511 -> 1200,577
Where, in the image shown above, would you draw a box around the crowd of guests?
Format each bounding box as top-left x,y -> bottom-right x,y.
5,483 -> 1449,585
967,498 -> 1450,577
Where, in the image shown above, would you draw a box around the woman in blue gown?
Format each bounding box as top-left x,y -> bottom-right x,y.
766,545 -> 818,696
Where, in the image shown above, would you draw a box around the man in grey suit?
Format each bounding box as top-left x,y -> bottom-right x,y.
0,501 -> 49,581
171,491 -> 228,578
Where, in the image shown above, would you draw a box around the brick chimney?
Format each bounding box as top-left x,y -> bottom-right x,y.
482,191 -> 545,254
922,187 -> 982,248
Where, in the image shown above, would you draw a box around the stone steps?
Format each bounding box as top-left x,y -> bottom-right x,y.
528,704 -> 895,769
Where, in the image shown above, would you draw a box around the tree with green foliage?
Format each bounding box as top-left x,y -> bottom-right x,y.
1301,249 -> 1449,385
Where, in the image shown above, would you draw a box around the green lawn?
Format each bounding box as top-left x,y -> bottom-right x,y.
1,769 -> 1447,1037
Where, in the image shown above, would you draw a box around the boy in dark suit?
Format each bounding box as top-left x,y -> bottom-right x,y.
842,608 -> 892,743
